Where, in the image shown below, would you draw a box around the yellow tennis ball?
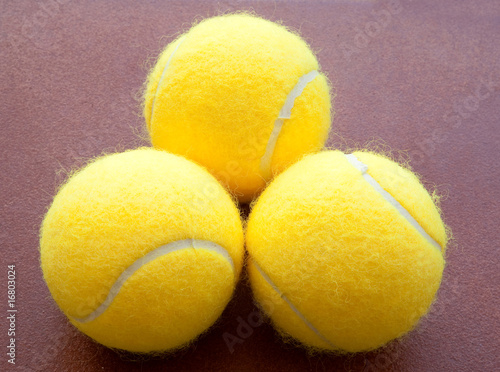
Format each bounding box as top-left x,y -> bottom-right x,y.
40,148 -> 244,353
246,150 -> 448,353
143,14 -> 332,203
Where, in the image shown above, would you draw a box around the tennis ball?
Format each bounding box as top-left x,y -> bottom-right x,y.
143,14 -> 332,203
40,148 -> 244,353
246,150 -> 448,352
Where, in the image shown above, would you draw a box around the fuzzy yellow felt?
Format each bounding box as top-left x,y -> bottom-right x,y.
246,150 -> 448,353
40,148 -> 244,353
143,14 -> 332,203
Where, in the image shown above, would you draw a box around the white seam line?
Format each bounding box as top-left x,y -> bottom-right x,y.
259,70 -> 320,180
73,239 -> 234,323
344,153 -> 442,252
250,257 -> 336,349
149,36 -> 186,126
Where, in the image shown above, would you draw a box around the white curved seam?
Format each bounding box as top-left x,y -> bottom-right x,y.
251,258 -> 336,349
344,153 -> 442,252
150,36 -> 186,126
259,70 -> 320,180
73,239 -> 234,323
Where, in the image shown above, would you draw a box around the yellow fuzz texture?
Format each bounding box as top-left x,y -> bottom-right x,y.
246,150 -> 448,353
40,148 -> 244,353
143,14 -> 332,203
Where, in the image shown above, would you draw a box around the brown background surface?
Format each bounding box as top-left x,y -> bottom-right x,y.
1,0 -> 499,371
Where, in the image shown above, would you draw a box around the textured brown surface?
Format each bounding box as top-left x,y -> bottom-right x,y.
1,0 -> 499,371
